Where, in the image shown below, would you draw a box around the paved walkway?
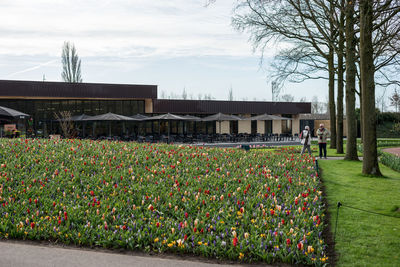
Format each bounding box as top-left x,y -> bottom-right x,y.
382,147 -> 400,157
0,241 -> 270,267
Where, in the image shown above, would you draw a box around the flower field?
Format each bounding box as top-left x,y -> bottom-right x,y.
0,139 -> 328,265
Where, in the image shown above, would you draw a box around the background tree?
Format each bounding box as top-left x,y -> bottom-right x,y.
311,95 -> 327,114
54,111 -> 75,138
61,41 -> 82,83
280,94 -> 295,102
182,87 -> 188,100
389,88 -> 400,112
228,86 -> 234,101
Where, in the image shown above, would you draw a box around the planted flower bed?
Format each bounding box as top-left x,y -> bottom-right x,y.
0,139 -> 328,265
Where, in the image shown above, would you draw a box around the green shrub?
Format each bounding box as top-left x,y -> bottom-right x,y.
379,151 -> 400,172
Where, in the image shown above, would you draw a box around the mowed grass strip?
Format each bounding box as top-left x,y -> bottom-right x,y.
319,160 -> 400,267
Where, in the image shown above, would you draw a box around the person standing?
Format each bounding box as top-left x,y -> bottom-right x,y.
317,124 -> 330,159
300,126 -> 312,155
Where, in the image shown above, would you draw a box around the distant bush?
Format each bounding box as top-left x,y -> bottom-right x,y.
376,112 -> 400,124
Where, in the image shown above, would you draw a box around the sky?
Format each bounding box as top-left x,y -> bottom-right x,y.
0,0 -> 338,103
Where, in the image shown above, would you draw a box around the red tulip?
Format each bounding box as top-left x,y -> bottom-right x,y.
185,212 -> 188,218
233,237 -> 238,247
206,212 -> 209,218
184,234 -> 188,241
31,222 -> 35,229
286,239 -> 291,245
270,209 -> 274,216
297,242 -> 303,250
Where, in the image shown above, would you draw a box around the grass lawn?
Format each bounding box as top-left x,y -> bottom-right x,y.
319,160 -> 400,267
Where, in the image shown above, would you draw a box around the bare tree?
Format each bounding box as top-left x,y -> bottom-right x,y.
61,41 -> 82,83
228,86 -> 234,101
182,87 -> 188,100
311,96 -> 327,114
233,0 -> 338,149
280,94 -> 295,102
54,111 -> 75,138
389,88 -> 400,112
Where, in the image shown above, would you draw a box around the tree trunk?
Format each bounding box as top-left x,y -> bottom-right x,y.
360,0 -> 382,176
344,0 -> 359,161
328,50 -> 336,149
359,78 -> 363,143
336,0 -> 345,154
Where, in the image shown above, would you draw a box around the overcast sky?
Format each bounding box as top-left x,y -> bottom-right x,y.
0,0 -> 331,102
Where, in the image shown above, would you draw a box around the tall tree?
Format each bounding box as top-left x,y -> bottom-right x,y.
360,0 -> 381,176
182,87 -> 188,100
344,0 -> 359,161
233,0 -> 339,149
228,86 -> 234,101
336,0 -> 345,154
61,41 -> 82,83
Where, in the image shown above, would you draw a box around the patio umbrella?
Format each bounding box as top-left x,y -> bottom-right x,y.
130,114 -> 150,120
130,114 -> 149,136
0,106 -> 29,119
83,112 -> 135,136
145,113 -> 187,142
182,115 -> 202,135
244,113 -> 292,121
70,114 -> 94,121
183,115 -> 202,121
70,114 -> 94,137
202,113 -> 241,134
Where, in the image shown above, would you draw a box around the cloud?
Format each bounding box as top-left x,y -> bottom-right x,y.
0,0 -> 260,58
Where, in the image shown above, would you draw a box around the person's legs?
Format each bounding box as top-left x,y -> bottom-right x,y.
323,143 -> 327,158
301,145 -> 306,155
307,145 -> 312,155
319,143 -> 323,158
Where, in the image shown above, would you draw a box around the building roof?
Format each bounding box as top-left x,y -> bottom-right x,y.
0,80 -> 157,99
299,113 -> 331,120
153,99 -> 311,115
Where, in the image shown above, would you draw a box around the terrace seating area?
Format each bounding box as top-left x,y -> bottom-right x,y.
75,132 -> 298,144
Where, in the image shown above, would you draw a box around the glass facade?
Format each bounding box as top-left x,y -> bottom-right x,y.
0,99 -> 144,137
281,115 -> 293,134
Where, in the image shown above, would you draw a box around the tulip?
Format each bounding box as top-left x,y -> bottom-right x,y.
232,237 -> 238,247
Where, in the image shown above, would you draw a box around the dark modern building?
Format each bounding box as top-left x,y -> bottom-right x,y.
0,80 -> 311,137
